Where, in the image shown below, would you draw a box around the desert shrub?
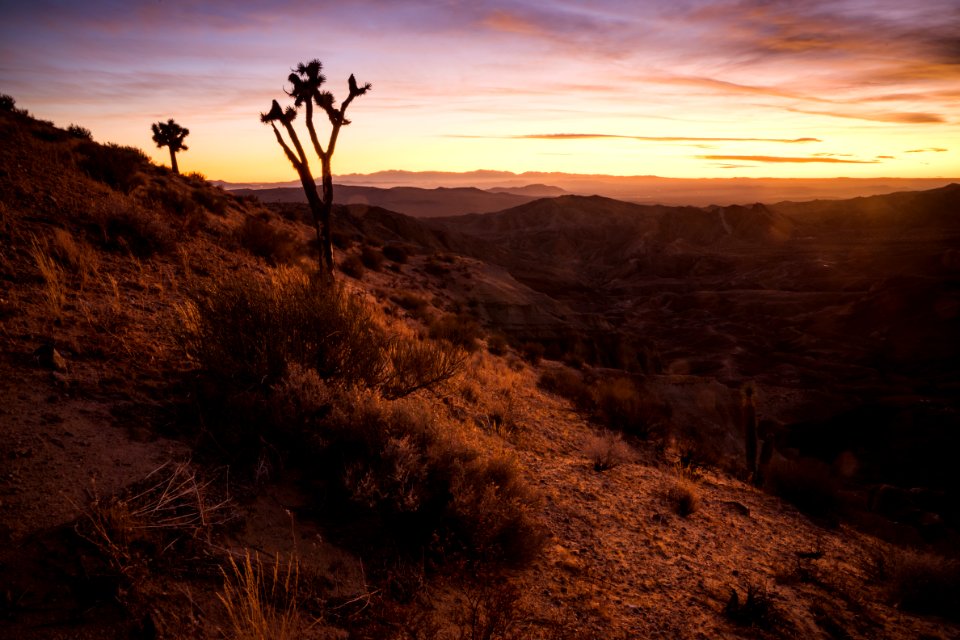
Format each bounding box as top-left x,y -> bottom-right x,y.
584,430 -> 633,472
538,366 -> 588,405
486,333 -> 509,356
0,94 -> 15,111
480,392 -> 518,437
590,377 -> 649,436
874,547 -> 960,619
76,141 -> 150,192
724,584 -> 782,629
192,185 -> 229,215
765,457 -> 839,519
67,124 -> 93,140
181,268 -> 388,389
87,193 -> 176,256
392,291 -> 429,315
383,337 -> 465,399
667,471 -> 699,517
295,385 -> 542,565
339,253 -> 365,279
237,216 -> 298,265
360,244 -> 385,271
139,181 -> 205,233
331,231 -> 354,250
424,258 -> 449,276
382,243 -> 409,264
429,313 -> 483,352
521,341 -> 544,365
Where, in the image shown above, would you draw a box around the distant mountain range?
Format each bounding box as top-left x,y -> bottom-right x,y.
218,171 -> 960,210
227,184 -> 566,218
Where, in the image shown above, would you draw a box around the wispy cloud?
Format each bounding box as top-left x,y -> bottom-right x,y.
698,155 -> 882,164
905,147 -> 948,153
787,107 -> 946,124
451,133 -> 821,144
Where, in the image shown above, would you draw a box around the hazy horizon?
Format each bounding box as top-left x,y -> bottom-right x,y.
2,1 -> 958,183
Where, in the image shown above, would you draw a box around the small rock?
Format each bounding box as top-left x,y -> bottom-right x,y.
33,344 -> 67,372
722,500 -> 750,517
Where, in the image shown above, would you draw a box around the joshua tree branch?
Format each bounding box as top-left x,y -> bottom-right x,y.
304,101 -> 328,161
270,123 -> 302,170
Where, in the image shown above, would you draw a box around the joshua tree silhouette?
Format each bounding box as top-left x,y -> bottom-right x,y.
261,59 -> 370,276
150,119 -> 189,175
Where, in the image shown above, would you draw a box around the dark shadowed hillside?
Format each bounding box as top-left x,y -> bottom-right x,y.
427,187 -> 960,534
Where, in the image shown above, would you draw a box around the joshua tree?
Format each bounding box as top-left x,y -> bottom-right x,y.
151,119 -> 189,174
741,383 -> 758,480
261,59 -> 370,276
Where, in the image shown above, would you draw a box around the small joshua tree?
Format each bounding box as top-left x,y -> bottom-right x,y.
261,59 -> 370,276
151,119 -> 189,174
741,383 -> 758,480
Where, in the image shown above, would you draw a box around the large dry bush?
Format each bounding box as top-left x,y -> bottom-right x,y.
75,141 -> 150,193
179,268 -> 466,458
429,313 -> 483,352
236,215 -> 299,265
279,379 -> 543,565
181,268 -> 388,388
85,192 -> 177,256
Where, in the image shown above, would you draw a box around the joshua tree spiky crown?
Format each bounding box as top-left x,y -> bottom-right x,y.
261,59 -> 371,276
150,119 -> 189,174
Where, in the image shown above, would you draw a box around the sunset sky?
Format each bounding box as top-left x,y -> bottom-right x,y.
2,0 -> 958,182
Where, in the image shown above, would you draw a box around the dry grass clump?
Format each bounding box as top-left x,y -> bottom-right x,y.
666,467 -> 699,517
219,551 -> 308,640
49,227 -> 99,288
77,461 -> 233,576
584,430 -> 634,472
724,584 -> 783,630
30,237 -> 67,321
237,215 -> 299,265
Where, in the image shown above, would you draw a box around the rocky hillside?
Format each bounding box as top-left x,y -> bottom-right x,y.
1,105 -> 958,639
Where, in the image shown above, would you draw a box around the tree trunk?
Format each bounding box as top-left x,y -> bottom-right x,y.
169,148 -> 179,175
320,155 -> 334,278
297,168 -> 326,272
